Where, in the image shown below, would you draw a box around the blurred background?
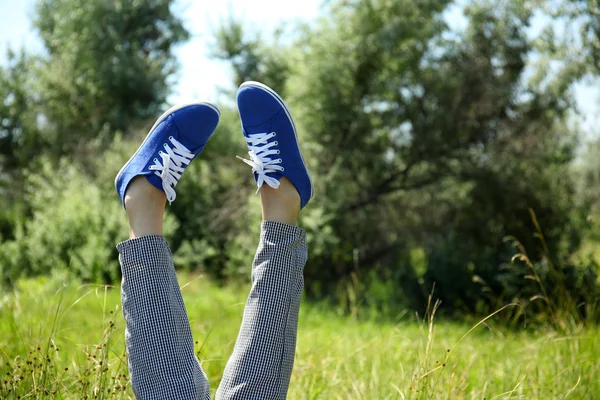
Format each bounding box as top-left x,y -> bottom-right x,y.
1,0 -> 600,324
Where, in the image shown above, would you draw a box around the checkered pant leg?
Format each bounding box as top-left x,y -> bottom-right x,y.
216,221 -> 308,400
117,235 -> 210,400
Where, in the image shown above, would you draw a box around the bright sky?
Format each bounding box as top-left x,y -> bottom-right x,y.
0,0 -> 598,137
0,0 -> 322,105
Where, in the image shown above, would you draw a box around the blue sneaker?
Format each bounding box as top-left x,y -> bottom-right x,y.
115,102 -> 220,206
236,81 -> 313,209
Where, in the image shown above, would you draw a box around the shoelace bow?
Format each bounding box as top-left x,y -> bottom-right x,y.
237,131 -> 284,193
149,136 -> 194,204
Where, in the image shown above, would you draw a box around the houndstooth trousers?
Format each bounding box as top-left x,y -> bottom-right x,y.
116,221 -> 308,399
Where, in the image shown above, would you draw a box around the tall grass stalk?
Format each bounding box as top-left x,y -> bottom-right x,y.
505,208 -> 599,331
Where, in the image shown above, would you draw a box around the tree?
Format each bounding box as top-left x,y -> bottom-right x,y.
0,0 -> 189,175
0,51 -> 42,176
212,0 -> 588,315
0,0 -> 190,281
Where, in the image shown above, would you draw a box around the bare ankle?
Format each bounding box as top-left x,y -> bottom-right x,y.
260,177 -> 301,225
124,177 -> 165,208
125,177 -> 166,239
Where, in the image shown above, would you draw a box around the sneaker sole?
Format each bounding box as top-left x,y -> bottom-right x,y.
114,102 -> 221,190
238,81 -> 314,199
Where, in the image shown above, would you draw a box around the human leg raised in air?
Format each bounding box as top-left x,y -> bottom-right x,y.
114,81 -> 312,400
216,82 -> 312,400
115,103 -> 219,400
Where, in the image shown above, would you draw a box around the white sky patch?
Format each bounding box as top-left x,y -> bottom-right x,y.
169,0 -> 322,104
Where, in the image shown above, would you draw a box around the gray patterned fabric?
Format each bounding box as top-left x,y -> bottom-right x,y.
118,235 -> 211,400
117,221 -> 308,400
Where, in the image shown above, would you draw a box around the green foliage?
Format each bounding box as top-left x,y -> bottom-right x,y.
0,0 -> 187,283
34,0 -> 188,142
212,18 -> 291,89
0,0 -> 188,176
0,140 -> 178,285
211,0 -> 598,320
0,51 -> 42,175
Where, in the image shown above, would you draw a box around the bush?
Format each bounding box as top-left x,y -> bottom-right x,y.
0,137 -> 178,286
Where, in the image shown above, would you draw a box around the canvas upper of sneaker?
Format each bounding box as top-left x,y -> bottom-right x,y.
236,82 -> 313,209
115,103 -> 220,207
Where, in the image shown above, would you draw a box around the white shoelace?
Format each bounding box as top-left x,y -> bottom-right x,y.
149,136 -> 194,204
237,131 -> 284,193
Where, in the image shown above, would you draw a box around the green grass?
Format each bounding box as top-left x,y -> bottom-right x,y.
1,274 -> 599,399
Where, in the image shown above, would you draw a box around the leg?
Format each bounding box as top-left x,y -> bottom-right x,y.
217,178 -> 307,400
117,177 -> 210,400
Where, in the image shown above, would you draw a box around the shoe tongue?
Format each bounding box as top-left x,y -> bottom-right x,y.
242,109 -> 284,137
160,116 -> 201,152
168,104 -> 221,152
244,122 -> 273,137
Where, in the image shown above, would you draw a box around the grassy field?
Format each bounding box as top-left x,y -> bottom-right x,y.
0,274 -> 598,399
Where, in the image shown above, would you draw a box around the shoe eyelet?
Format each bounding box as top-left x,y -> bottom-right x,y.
158,151 -> 163,156
153,158 -> 158,162
274,141 -> 278,145
281,167 -> 285,171
272,132 -> 277,136
169,136 -> 173,140
278,158 -> 283,163
276,150 -> 280,154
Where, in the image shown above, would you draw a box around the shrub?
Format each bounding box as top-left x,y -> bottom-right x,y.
0,137 -> 178,286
